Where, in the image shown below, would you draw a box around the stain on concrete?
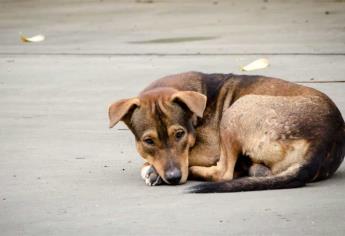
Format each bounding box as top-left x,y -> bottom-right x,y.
129,36 -> 217,44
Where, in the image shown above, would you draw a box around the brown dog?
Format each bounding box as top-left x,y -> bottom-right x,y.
109,72 -> 345,193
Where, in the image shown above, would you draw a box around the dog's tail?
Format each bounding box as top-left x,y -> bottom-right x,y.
188,165 -> 308,193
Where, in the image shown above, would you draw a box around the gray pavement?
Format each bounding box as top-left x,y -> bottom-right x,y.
0,0 -> 345,235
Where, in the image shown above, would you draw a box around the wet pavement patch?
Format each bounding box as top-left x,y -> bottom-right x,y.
128,36 -> 217,44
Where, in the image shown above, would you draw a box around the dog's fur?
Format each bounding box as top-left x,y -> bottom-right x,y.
109,72 -> 345,193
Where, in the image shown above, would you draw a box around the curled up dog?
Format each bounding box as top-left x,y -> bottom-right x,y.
108,72 -> 345,193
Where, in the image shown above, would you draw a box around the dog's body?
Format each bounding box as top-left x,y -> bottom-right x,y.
109,72 -> 345,193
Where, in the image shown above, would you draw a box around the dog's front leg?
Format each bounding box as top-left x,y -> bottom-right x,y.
141,162 -> 163,186
189,142 -> 240,182
189,119 -> 242,182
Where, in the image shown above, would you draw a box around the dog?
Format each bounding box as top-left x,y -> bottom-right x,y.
108,72 -> 345,193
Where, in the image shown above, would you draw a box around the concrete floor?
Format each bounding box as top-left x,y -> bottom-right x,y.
0,0 -> 345,235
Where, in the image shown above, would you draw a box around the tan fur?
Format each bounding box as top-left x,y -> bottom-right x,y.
189,95 -> 327,181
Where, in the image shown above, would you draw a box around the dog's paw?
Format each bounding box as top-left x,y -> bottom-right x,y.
141,165 -> 163,186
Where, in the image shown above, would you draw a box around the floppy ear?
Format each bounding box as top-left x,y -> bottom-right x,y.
108,98 -> 140,128
171,91 -> 207,118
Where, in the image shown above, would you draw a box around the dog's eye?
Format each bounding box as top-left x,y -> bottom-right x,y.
143,138 -> 154,146
175,130 -> 185,140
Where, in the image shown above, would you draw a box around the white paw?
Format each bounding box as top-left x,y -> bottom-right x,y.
141,165 -> 163,186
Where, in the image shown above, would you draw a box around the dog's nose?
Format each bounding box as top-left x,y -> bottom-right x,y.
165,167 -> 182,185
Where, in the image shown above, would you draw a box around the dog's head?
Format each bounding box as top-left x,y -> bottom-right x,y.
108,87 -> 207,185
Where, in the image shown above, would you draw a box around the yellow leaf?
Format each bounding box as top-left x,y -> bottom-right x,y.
20,34 -> 45,43
241,58 -> 269,71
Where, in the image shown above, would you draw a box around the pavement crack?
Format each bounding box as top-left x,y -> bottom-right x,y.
1,52 -> 345,57
296,80 -> 345,84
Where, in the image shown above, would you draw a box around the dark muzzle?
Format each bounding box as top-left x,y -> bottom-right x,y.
165,167 -> 182,185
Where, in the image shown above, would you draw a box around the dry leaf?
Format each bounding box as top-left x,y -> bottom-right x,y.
241,58 -> 269,71
20,34 -> 45,43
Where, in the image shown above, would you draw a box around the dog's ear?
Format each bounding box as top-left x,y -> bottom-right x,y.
171,91 -> 207,118
108,98 -> 140,128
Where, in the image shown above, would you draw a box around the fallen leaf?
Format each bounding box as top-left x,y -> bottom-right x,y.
241,58 -> 269,71
20,34 -> 45,43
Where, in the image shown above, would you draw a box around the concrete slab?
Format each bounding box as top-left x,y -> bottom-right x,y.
1,0 -> 345,54
0,55 -> 344,235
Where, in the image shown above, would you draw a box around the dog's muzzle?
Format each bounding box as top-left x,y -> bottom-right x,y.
165,167 -> 182,185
